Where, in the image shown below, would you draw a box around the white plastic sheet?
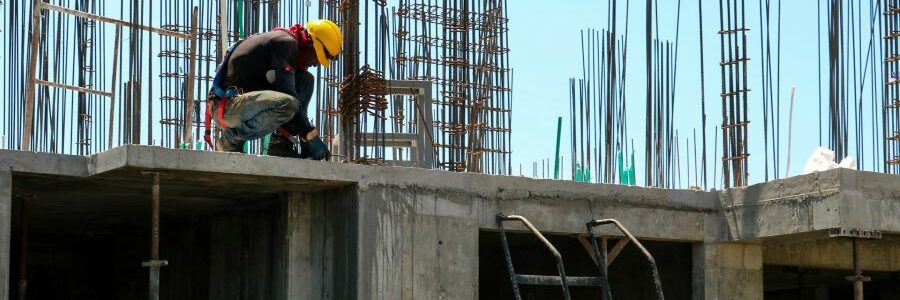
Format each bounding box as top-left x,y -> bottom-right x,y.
802,147 -> 857,175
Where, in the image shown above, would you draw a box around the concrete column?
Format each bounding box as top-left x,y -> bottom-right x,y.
283,192 -> 323,300
356,186 -> 479,300
0,169 -> 9,300
693,242 -> 763,300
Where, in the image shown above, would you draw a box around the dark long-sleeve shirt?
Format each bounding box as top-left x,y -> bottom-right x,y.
222,30 -> 314,135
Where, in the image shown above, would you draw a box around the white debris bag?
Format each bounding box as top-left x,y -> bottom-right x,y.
802,147 -> 857,174
837,156 -> 857,170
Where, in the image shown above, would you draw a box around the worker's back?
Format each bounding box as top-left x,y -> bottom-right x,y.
223,30 -> 300,98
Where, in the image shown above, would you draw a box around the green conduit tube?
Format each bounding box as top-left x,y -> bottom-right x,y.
554,117 -> 562,180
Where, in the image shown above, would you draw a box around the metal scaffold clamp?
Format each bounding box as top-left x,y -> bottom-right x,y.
141,260 -> 169,268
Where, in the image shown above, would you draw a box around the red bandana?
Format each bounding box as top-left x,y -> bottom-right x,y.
273,24 -> 316,70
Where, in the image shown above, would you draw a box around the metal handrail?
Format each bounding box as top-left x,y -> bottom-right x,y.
586,219 -> 665,300
496,213 -> 572,300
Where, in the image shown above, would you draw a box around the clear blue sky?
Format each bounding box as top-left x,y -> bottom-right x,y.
0,1 -> 883,188
508,0 -> 879,188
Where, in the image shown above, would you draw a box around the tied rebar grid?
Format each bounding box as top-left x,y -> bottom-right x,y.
317,0 -> 396,163
391,0 -> 511,174
718,0 -> 751,189
338,65 -> 389,164
0,0 -> 310,155
886,2 -> 900,170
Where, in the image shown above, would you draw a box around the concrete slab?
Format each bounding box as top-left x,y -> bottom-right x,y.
722,168 -> 900,241
3,146 -> 900,299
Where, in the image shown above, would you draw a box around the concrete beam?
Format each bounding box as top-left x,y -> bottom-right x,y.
764,238 -> 900,271
722,169 -> 900,240
837,170 -> 900,232
478,188 -> 720,241
0,150 -> 89,177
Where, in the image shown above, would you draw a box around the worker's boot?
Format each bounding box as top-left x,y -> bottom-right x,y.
267,133 -> 301,158
215,132 -> 244,153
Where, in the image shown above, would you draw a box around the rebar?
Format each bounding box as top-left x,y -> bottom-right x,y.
570,25 -> 629,184
718,0 -> 751,188
387,0 -> 511,174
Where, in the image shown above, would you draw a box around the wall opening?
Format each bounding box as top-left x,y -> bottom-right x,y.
9,184 -> 286,300
764,265 -> 900,299
479,230 -> 693,299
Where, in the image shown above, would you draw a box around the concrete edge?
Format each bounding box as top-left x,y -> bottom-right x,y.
0,149 -> 90,177
1,146 -> 721,212
111,145 -> 719,211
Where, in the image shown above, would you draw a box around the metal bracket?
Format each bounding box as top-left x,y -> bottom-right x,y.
141,260 -> 169,267
330,80 -> 434,168
844,274 -> 872,282
828,228 -> 882,239
140,171 -> 170,177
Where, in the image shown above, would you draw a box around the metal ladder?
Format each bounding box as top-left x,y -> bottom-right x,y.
496,213 -> 611,300
586,219 -> 665,300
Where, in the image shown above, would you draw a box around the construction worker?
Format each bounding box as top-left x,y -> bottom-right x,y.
206,20 -> 342,160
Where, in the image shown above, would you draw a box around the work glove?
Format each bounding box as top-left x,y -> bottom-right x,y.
298,128 -> 329,160
299,137 -> 330,160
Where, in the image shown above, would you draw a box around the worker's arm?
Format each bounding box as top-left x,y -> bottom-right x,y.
282,68 -> 327,159
282,70 -> 315,137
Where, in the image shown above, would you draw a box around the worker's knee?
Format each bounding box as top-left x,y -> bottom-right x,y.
245,90 -> 299,118
223,90 -> 298,132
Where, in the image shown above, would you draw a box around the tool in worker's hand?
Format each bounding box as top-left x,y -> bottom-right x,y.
275,127 -> 329,160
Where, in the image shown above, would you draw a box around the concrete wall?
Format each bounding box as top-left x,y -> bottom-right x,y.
352,181 -> 715,299
356,184 -> 480,299
693,243 -> 763,300
281,188 -> 359,300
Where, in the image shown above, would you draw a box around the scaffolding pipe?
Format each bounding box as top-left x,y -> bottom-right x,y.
141,171 -> 168,300
22,0 -> 44,151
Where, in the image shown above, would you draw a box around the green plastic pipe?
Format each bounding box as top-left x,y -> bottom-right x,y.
554,117 -> 562,180
236,0 -> 244,39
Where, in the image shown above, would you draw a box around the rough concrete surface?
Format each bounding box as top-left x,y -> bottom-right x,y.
0,146 -> 899,299
722,168 -> 900,240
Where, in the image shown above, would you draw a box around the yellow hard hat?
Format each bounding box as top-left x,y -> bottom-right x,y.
306,20 -> 343,68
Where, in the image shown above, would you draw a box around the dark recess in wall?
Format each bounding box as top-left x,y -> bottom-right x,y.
479,230 -> 693,300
